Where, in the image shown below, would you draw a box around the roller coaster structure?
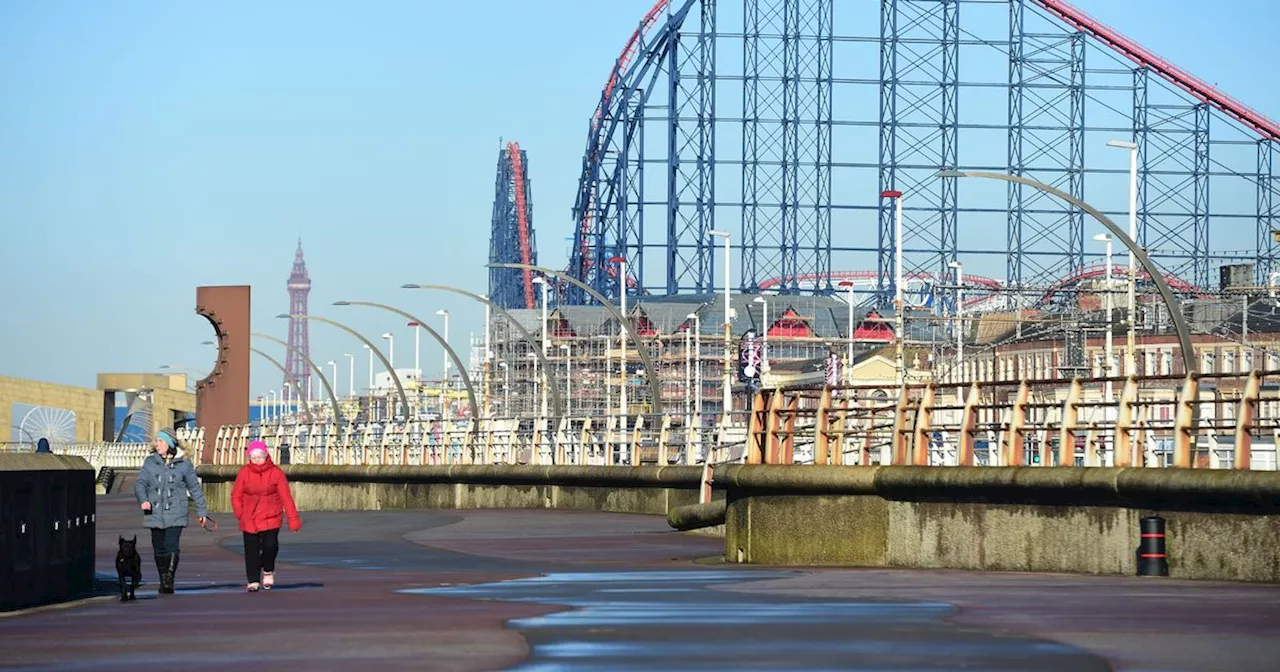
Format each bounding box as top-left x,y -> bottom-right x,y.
489,142 -> 538,310
564,0 -> 1280,308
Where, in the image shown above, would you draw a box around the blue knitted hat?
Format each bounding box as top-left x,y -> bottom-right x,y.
155,428 -> 178,450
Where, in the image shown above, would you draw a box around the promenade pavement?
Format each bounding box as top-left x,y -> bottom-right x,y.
1,494 -> 1277,671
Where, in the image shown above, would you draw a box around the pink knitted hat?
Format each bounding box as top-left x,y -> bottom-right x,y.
246,440 -> 269,459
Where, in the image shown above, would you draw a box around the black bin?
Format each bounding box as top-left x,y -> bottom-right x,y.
1137,516 -> 1169,577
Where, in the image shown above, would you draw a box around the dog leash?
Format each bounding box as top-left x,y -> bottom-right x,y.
200,516 -> 220,532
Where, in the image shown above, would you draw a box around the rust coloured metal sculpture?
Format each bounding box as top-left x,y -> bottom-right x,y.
195,285 -> 250,463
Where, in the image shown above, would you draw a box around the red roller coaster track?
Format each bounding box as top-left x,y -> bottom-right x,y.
1033,0 -> 1280,142
507,141 -> 536,310
578,0 -> 671,277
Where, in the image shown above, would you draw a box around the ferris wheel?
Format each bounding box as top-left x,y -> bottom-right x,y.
19,406 -> 76,444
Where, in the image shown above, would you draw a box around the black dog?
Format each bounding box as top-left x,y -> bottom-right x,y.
116,536 -> 141,601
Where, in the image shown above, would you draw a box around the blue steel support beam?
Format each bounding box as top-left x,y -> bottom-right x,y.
1134,67 -> 1150,250
1007,0 -> 1025,287
1192,103 -> 1210,288
877,0 -> 898,300
1260,141 -> 1278,282
940,0 -> 959,281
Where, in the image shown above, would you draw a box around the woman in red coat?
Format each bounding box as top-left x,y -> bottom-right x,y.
232,441 -> 302,592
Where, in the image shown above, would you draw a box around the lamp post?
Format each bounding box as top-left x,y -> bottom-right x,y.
283,382 -> 292,420
402,283 -> 564,419
753,295 -> 769,375
608,257 -> 627,417
837,280 -> 856,380
528,352 -> 540,417
532,276 -> 550,418
382,333 -> 395,372
948,261 -> 964,375
936,169 -> 1194,376
708,231 -> 732,415
437,309 -> 450,420
560,343 -> 571,416
327,359 -> 338,405
499,361 -> 510,413
267,390 -> 276,422
363,344 -> 373,392
597,334 -> 613,416
683,325 -> 692,425
1107,139 -> 1139,375
344,353 -> 355,396
686,312 -> 702,425
1094,233 -> 1116,403
882,189 -> 906,387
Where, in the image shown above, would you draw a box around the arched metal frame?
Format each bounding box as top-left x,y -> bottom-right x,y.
489,262 -> 665,414
252,332 -> 343,426
250,347 -> 316,424
402,283 -> 564,419
939,170 -> 1195,373
333,301 -> 481,423
278,314 -> 411,421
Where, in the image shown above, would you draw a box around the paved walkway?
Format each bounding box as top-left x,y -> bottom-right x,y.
1,495 -> 1277,671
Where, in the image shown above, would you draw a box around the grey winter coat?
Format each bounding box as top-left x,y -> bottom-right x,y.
133,449 -> 209,529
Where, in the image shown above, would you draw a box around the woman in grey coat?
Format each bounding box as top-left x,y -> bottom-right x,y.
133,428 -> 209,594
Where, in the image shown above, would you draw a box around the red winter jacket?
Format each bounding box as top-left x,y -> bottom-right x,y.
231,458 -> 302,534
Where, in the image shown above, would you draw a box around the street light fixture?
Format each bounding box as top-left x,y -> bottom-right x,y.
532,277 -> 551,418
1094,233 -> 1116,402
882,189 -> 906,387
1107,139 -> 1139,375
685,312 -> 702,428
344,353 -> 355,396
948,261 -> 964,375
708,231 -> 732,415
436,309 -> 450,420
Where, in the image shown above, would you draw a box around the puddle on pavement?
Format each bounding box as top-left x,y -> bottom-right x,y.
402,570 -> 1110,671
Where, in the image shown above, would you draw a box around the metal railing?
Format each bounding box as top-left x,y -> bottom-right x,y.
40,371 -> 1280,472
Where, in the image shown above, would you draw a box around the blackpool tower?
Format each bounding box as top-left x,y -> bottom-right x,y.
285,239 -> 312,395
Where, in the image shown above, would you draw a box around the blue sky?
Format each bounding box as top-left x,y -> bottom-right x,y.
1,0 -> 1276,398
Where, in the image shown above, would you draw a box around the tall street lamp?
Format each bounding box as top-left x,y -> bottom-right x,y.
532,276 -> 550,418
436,309 -> 450,420
948,261 -> 964,375
559,343 -> 571,416
610,257 -> 628,418
837,280 -> 856,380
708,231 -> 732,415
363,344 -> 373,392
882,189 -> 906,387
1107,139 -> 1139,375
382,333 -> 395,372
753,295 -> 769,375
686,312 -> 702,425
937,169 -> 1193,374
344,353 -> 355,396
402,283 -> 564,419
1094,233 -> 1116,403
279,313 -> 408,422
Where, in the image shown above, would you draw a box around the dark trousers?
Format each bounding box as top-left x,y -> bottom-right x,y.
243,529 -> 280,583
150,527 -> 183,555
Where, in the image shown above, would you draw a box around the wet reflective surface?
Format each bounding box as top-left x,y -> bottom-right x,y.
407,570 -> 1111,671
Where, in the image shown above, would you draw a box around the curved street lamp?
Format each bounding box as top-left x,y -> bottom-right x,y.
487,263 -> 664,415
249,347 -> 315,424
252,332 -> 343,425
275,314 -> 410,422
936,170 -> 1195,373
331,301 -> 481,422
401,283 -> 564,418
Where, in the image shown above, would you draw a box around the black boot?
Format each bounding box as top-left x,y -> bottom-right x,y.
164,553 -> 180,593
154,553 -> 172,594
